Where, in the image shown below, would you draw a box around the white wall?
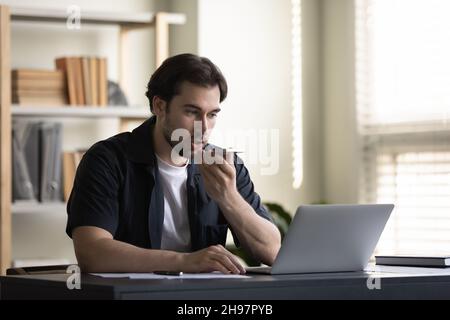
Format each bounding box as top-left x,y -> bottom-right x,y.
321,0 -> 359,204
195,0 -> 323,214
169,0 -> 199,55
196,0 -> 293,214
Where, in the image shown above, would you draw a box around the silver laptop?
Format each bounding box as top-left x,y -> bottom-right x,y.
246,204 -> 394,274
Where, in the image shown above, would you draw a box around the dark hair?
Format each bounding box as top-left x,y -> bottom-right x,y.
145,53 -> 228,112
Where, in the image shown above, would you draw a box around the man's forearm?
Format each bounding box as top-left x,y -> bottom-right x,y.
218,191 -> 281,265
76,237 -> 183,273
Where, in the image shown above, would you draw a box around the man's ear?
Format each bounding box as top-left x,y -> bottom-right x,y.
152,96 -> 167,116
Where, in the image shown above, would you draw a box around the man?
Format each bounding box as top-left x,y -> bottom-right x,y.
66,53 -> 281,274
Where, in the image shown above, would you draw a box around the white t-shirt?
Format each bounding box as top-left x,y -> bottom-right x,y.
156,154 -> 191,252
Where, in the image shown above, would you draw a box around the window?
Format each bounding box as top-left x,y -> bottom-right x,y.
355,0 -> 450,255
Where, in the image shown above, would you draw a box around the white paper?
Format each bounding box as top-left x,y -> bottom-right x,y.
91,271 -> 250,280
90,273 -> 133,278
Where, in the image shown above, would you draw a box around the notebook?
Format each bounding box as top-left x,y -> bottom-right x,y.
375,255 -> 450,268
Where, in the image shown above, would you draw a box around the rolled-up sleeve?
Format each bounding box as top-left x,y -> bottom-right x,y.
66,142 -> 121,238
230,155 -> 275,247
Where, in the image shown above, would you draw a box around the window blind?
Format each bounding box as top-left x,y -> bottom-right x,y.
355,0 -> 450,255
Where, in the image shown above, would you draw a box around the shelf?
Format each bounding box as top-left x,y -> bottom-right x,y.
12,201 -> 66,215
12,105 -> 150,119
10,6 -> 186,27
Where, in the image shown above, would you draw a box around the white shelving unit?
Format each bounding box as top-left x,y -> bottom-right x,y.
11,105 -> 150,119
10,6 -> 186,26
0,5 -> 186,274
12,200 -> 66,215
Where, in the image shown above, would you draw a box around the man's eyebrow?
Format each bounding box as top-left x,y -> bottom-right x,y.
183,104 -> 221,113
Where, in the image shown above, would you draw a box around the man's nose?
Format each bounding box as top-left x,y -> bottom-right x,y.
201,116 -> 209,136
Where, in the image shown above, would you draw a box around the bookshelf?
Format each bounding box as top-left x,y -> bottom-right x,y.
0,5 -> 186,274
12,200 -> 66,215
11,105 -> 149,118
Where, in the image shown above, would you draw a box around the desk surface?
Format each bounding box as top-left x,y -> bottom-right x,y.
2,266 -> 450,299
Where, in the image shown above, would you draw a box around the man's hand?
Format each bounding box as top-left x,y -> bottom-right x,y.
197,149 -> 281,266
199,150 -> 238,204
179,245 -> 246,274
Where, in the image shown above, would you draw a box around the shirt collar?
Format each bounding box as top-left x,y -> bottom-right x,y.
126,116 -> 201,182
126,116 -> 158,167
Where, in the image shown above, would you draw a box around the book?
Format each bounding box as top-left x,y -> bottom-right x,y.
90,57 -> 98,106
62,152 -> 76,202
12,79 -> 65,91
12,69 -> 65,80
13,88 -> 66,96
62,150 -> 86,201
98,57 -> 108,107
74,57 -> 85,106
82,57 -> 92,106
12,94 -> 68,106
375,255 -> 450,268
55,57 -> 77,105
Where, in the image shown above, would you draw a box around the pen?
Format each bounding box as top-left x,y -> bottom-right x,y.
195,147 -> 244,163
221,148 -> 244,158
225,149 -> 244,154
154,271 -> 183,276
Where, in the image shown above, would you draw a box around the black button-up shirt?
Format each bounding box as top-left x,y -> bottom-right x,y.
66,116 -> 273,251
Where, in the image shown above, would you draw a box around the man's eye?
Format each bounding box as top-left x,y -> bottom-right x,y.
186,110 -> 198,115
208,113 -> 218,118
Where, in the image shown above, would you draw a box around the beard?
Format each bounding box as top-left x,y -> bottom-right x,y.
161,118 -> 199,159
162,122 -> 180,149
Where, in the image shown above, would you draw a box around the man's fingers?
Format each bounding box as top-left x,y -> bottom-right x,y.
221,255 -> 241,274
211,254 -> 240,274
222,247 -> 245,273
200,161 -> 226,181
199,164 -> 221,183
209,261 -> 231,275
202,149 -> 232,165
202,149 -> 223,165
215,245 -> 246,274
215,161 -> 235,176
201,157 -> 234,177
226,253 -> 246,274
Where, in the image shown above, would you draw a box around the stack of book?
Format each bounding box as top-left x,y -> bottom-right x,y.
55,56 -> 108,107
12,69 -> 67,106
62,150 -> 86,201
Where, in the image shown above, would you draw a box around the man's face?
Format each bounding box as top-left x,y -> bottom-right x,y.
157,81 -> 221,156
